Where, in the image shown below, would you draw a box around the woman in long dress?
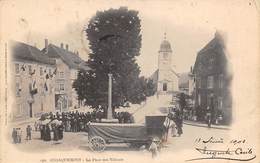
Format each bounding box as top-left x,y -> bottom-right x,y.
42,125 -> 46,141
58,124 -> 63,140
53,125 -> 59,141
45,125 -> 51,141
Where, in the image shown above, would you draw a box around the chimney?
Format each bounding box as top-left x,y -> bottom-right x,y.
44,39 -> 48,53
61,43 -> 64,49
65,44 -> 69,51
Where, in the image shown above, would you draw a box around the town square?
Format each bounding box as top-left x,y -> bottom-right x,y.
2,1 -> 259,163
8,7 -> 231,155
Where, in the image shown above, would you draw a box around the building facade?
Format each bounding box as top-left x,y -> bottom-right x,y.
193,32 -> 232,125
42,40 -> 90,112
11,41 -> 56,121
150,34 -> 179,94
10,40 -> 90,121
178,68 -> 195,96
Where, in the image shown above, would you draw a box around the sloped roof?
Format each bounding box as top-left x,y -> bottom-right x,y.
10,41 -> 55,65
150,68 -> 179,83
42,44 -> 90,71
193,32 -> 225,73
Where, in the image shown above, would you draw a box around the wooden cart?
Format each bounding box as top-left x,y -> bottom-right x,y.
88,115 -> 166,152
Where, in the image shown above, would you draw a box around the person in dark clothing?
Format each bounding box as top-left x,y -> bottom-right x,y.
86,112 -> 91,122
174,110 -> 183,137
12,128 -> 17,144
58,125 -> 63,140
70,117 -> 74,132
123,112 -> 128,123
118,112 -> 123,123
53,125 -> 59,141
96,110 -> 102,122
45,125 -> 51,141
42,125 -> 46,141
16,128 -> 22,143
26,125 -> 32,140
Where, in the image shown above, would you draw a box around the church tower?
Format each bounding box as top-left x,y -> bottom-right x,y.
158,33 -> 173,73
156,33 -> 179,94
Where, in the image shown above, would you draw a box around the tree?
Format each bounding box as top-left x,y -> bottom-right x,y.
73,7 -> 155,112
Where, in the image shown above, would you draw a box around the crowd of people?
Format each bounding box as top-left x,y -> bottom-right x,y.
11,125 -> 32,144
40,121 -> 63,142
11,110 -> 135,144
31,110 -> 134,142
12,108 -> 182,155
35,110 -> 134,133
12,128 -> 22,144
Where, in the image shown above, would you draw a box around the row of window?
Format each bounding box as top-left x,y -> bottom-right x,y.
197,94 -> 223,110
55,83 -> 65,91
15,63 -> 65,78
16,82 -> 65,96
196,74 -> 224,89
16,102 -> 45,116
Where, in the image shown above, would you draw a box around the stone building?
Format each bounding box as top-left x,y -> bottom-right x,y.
150,33 -> 179,94
11,41 -> 56,121
42,40 -> 90,112
178,68 -> 195,96
193,32 -> 232,125
10,39 -> 90,121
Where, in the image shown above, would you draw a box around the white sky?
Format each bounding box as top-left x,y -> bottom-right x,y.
1,0 -> 258,76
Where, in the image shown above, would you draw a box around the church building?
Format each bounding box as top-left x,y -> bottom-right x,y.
150,33 -> 179,94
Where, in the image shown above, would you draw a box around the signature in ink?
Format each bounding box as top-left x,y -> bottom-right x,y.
186,146 -> 256,162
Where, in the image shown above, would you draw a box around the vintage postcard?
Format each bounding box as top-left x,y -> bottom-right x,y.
0,0 -> 259,163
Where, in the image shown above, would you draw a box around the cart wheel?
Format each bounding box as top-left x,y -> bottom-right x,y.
89,136 -> 106,152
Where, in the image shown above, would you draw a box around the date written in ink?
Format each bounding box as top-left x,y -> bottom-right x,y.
195,137 -> 224,144
230,139 -> 246,145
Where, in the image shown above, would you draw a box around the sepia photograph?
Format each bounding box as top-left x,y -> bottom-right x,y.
0,0 -> 259,163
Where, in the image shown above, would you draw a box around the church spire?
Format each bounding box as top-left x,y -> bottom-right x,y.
159,32 -> 172,53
